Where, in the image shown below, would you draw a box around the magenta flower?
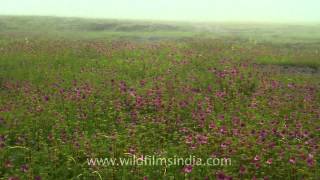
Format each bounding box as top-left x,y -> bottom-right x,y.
43,96 -> 49,101
219,126 -> 228,134
216,172 -> 226,180
182,165 -> 193,173
209,122 -> 216,129
218,114 -> 225,120
185,135 -> 193,144
255,162 -> 261,169
253,155 -> 260,162
179,100 -> 188,108
34,176 -> 42,180
239,166 -> 246,174
230,68 -> 238,76
306,154 -> 314,167
154,96 -> 162,109
129,88 -> 136,97
20,164 -> 29,173
221,143 -> 227,149
289,157 -> 296,164
119,81 -> 127,93
266,158 -> 273,165
196,134 -> 208,145
215,91 -> 226,98
135,95 -> 144,108
140,79 -> 146,87
232,129 -> 239,136
4,160 -> 13,168
190,143 -> 197,150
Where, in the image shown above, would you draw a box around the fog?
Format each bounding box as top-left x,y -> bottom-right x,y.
0,0 -> 319,23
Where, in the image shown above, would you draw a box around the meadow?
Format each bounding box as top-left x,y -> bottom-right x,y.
0,16 -> 319,179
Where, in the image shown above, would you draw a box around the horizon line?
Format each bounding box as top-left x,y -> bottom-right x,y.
1,14 -> 319,25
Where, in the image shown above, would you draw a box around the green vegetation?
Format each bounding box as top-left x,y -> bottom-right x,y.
0,16 -> 319,179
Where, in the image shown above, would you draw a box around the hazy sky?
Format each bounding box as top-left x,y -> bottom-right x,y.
0,0 -> 319,22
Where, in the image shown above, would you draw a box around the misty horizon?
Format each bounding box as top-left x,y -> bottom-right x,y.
0,0 -> 320,23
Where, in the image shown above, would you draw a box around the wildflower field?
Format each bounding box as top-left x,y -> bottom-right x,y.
0,16 -> 319,179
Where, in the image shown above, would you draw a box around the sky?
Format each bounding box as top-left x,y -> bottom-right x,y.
0,0 -> 319,23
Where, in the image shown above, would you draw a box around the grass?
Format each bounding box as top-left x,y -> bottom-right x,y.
0,16 -> 319,179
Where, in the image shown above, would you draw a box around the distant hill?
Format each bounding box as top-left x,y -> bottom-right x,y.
0,15 -> 194,32
0,15 -> 320,43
